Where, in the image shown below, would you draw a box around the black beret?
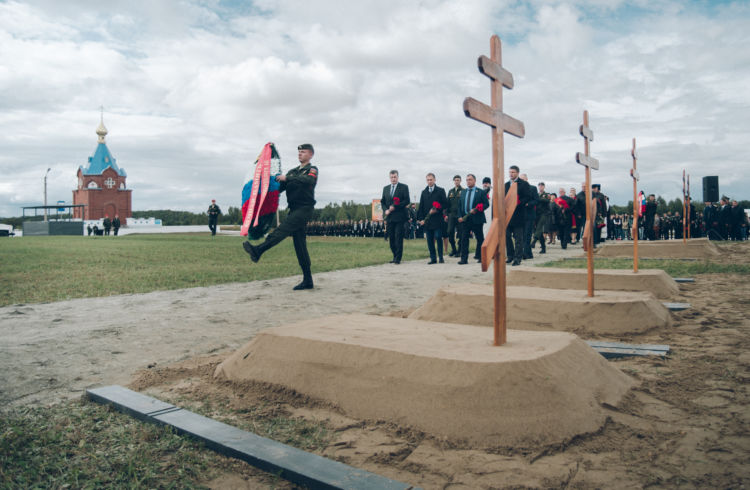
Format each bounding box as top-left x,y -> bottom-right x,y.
592,183 -> 601,189
298,143 -> 314,152
482,177 -> 491,184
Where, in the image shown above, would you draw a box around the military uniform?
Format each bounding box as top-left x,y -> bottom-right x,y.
532,191 -> 550,252
243,144 -> 318,290
207,202 -> 221,235
446,185 -> 463,256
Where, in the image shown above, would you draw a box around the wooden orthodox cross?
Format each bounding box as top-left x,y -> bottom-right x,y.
682,170 -> 687,244
630,138 -> 640,273
575,111 -> 599,297
687,174 -> 691,239
463,35 -> 525,346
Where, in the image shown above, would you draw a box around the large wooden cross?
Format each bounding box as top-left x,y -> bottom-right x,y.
630,138 -> 640,273
463,35 -> 525,346
575,110 -> 598,297
682,170 -> 687,244
685,174 -> 693,240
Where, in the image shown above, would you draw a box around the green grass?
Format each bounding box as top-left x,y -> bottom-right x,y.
1,400 -> 222,489
540,257 -> 750,276
0,234 -> 431,306
0,395 -> 331,488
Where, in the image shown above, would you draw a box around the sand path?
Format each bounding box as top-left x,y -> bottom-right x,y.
0,244 -> 578,408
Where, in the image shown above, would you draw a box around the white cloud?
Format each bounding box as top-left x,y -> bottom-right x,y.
1,0 -> 749,219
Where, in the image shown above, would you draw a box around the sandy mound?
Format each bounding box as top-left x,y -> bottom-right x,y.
213,314 -> 634,448
508,266 -> 680,299
409,284 -> 672,336
595,238 -> 720,258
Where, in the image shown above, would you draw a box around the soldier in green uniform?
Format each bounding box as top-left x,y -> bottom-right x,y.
243,143 -> 318,290
445,175 -> 463,257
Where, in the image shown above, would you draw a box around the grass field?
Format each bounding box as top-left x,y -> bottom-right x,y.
0,234 -> 430,306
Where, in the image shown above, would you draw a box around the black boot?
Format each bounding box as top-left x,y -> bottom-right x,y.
293,272 -> 314,290
242,241 -> 261,262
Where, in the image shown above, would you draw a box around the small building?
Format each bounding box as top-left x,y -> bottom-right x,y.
72,116 -> 132,224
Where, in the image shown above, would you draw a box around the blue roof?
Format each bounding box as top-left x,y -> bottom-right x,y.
82,142 -> 126,176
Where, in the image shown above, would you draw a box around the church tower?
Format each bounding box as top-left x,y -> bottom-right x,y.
72,113 -> 132,224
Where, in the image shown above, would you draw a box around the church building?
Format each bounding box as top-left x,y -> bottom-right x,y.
72,116 -> 132,224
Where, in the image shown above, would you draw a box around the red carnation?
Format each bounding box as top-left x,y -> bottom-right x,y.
432,201 -> 441,209
476,203 -> 484,212
393,197 -> 401,205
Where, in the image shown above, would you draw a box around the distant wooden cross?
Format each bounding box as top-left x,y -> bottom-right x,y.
682,170 -> 687,244
575,110 -> 599,297
463,35 -> 525,346
630,138 -> 639,273
687,174 -> 691,239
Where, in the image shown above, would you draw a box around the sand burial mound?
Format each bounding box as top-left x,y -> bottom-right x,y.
214,314 -> 634,447
409,284 -> 672,335
595,237 -> 720,258
508,266 -> 680,299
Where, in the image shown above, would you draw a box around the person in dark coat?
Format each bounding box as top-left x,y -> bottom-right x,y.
644,194 -> 658,240
504,165 -> 531,266
519,174 -> 537,259
112,215 -> 121,236
457,174 -> 489,264
102,215 -> 111,236
381,170 -> 410,264
445,175 -> 463,257
416,173 -> 449,264
207,200 -> 221,236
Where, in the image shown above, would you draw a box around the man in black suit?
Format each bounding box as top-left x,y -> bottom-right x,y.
457,174 -> 489,264
381,170 -> 410,263
504,165 -> 531,266
644,194 -> 657,240
417,173 -> 448,264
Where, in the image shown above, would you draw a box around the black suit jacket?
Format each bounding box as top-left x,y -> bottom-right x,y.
504,179 -> 531,227
417,186 -> 448,230
458,186 -> 489,225
381,182 -> 410,223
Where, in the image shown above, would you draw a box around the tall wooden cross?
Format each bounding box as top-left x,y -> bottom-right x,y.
630,138 -> 640,273
687,174 -> 691,239
463,35 -> 525,346
575,110 -> 599,297
682,170 -> 687,244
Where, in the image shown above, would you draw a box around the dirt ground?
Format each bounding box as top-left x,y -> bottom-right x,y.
3,241 -> 749,488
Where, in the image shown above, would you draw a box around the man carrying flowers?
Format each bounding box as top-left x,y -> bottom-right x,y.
457,174 -> 489,264
381,169 -> 410,264
417,173 -> 449,264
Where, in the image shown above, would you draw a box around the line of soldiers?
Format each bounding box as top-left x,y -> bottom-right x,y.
306,220 -> 384,237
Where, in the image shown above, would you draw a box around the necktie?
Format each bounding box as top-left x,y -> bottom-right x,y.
466,188 -> 474,214
429,187 -> 433,193
390,185 -> 395,197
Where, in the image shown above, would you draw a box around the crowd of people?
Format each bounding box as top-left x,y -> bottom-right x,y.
374,170 -> 749,266
241,142 -> 747,290
302,176 -> 748,262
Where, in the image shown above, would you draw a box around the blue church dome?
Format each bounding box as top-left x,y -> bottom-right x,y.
81,116 -> 127,177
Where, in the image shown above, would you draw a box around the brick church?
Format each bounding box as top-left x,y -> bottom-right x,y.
72,116 -> 132,224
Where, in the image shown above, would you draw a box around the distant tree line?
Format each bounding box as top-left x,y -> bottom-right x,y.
2,198 -> 747,229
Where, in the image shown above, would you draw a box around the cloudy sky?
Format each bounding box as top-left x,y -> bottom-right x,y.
1,0 -> 748,217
